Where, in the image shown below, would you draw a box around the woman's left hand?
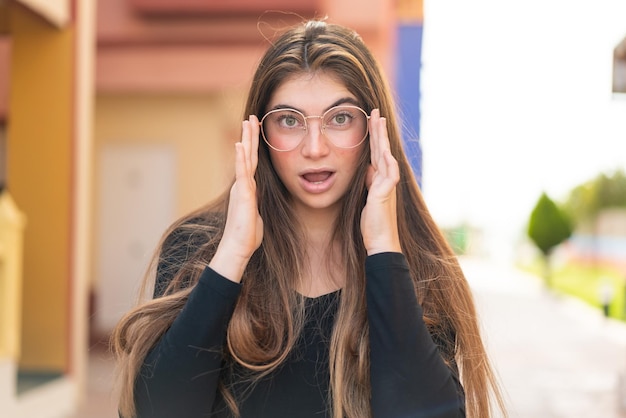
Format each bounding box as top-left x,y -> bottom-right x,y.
361,109 -> 402,255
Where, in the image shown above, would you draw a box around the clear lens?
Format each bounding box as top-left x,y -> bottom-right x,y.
322,106 -> 368,148
261,105 -> 369,152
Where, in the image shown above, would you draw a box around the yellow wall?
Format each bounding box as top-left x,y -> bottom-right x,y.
92,92 -> 245,285
7,5 -> 72,372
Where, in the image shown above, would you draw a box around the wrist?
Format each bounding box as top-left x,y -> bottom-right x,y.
209,244 -> 251,283
365,239 -> 402,256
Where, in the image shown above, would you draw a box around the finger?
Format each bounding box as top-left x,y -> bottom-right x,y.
383,150 -> 400,187
371,111 -> 392,171
378,116 -> 391,155
248,115 -> 260,172
241,120 -> 252,174
383,148 -> 400,184
369,109 -> 380,169
234,142 -> 246,180
376,145 -> 389,180
378,117 -> 393,174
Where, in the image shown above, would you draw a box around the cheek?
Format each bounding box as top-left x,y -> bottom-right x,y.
349,147 -> 372,185
334,154 -> 363,190
340,149 -> 365,174
268,151 -> 292,182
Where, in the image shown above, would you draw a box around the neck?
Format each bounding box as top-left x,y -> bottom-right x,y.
294,202 -> 339,245
293,204 -> 345,297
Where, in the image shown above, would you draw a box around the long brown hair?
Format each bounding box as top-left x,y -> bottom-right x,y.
112,20 -> 506,418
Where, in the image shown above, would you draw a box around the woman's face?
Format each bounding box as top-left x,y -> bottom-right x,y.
263,71 -> 366,218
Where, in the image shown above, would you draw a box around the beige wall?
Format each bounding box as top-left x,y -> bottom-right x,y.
95,92 -> 245,212
92,91 -> 246,284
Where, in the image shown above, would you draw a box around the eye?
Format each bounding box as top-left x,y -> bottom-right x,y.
274,110 -> 305,130
281,115 -> 299,127
334,113 -> 349,124
325,109 -> 355,128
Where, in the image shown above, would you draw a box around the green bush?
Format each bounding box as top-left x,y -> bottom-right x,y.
527,192 -> 573,286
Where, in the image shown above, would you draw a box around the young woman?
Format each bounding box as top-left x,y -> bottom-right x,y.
112,19 -> 506,418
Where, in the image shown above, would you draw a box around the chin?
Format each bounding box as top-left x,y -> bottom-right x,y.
295,196 -> 343,213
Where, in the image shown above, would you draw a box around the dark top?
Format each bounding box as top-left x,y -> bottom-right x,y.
132,235 -> 465,418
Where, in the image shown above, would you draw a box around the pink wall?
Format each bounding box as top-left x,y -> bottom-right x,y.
127,0 -> 317,15
96,0 -> 396,93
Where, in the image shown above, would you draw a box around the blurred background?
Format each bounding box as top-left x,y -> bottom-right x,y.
0,0 -> 625,417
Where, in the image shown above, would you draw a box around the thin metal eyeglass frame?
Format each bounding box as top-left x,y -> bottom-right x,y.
259,105 -> 370,152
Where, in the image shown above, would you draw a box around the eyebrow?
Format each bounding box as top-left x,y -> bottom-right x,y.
267,97 -> 361,115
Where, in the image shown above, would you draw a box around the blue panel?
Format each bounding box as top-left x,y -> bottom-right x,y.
396,23 -> 423,186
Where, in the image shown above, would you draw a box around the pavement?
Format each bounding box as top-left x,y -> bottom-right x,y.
64,344 -> 117,418
461,257 -> 626,418
66,257 -> 626,418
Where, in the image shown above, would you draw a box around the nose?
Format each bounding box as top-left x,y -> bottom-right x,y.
301,117 -> 330,158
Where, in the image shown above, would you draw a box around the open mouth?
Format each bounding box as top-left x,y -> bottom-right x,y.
299,170 -> 336,193
302,171 -> 334,184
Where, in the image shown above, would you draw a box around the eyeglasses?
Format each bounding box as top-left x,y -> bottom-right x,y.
260,105 -> 369,152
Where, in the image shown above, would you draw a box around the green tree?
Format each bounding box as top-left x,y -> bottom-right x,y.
564,169 -> 626,227
528,192 -> 573,287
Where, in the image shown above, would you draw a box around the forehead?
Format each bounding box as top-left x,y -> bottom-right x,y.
268,71 -> 356,112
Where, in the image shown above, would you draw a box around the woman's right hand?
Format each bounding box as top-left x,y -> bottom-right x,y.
209,115 -> 264,283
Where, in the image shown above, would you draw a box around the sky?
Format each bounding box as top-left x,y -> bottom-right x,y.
419,0 -> 626,261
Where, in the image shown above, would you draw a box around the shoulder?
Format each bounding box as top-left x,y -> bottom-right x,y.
154,211 -> 224,297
